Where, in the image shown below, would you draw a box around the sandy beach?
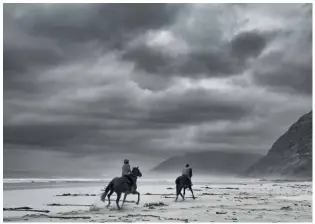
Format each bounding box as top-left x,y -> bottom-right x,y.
3,179 -> 312,222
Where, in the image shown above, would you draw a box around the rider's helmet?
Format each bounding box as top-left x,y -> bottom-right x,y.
186,164 -> 190,167
124,159 -> 129,164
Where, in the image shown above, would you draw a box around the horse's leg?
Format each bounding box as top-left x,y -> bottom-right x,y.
183,187 -> 186,196
106,190 -> 114,207
122,193 -> 128,208
132,191 -> 140,205
176,185 -> 184,201
175,185 -> 180,201
189,186 -> 195,200
116,192 -> 122,210
179,190 -> 185,201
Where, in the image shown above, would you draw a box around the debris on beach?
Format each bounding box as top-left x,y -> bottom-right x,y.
234,196 -> 258,199
219,187 -> 239,190
144,193 -> 174,196
47,203 -> 91,207
280,206 -> 293,211
56,193 -> 97,197
144,202 -> 168,207
22,214 -> 91,220
20,214 -> 51,220
225,217 -> 238,221
166,217 -> 189,222
166,187 -> 174,190
124,214 -> 162,220
164,196 -> 198,199
4,207 -> 50,213
216,211 -> 227,214
49,215 -> 91,220
202,193 -> 229,196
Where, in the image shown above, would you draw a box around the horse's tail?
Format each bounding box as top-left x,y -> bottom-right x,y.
175,176 -> 180,185
100,181 -> 113,202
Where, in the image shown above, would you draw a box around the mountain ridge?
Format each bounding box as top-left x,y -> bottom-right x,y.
151,150 -> 264,176
245,111 -> 312,179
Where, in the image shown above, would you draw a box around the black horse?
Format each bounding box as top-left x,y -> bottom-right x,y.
100,167 -> 142,209
175,175 -> 195,201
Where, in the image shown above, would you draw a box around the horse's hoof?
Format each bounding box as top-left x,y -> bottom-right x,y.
136,202 -> 139,205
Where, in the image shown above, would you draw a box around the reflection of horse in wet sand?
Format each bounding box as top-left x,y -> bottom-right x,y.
175,175 -> 195,201
100,167 -> 142,209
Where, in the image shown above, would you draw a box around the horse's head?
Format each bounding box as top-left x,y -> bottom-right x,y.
132,166 -> 142,177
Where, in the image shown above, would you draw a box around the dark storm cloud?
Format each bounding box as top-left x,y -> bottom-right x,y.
230,30 -> 268,59
3,86 -> 253,153
252,30 -> 312,95
24,4 -> 181,44
121,45 -> 171,74
4,3 -> 183,93
144,88 -> 253,125
4,8 -> 67,74
249,4 -> 312,95
121,30 -> 271,77
254,60 -> 312,95
3,44 -> 62,75
4,124 -> 86,147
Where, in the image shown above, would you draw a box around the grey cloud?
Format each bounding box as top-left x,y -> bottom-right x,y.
249,4 -> 312,95
145,89 -> 253,125
252,30 -> 312,95
121,30 -> 272,77
11,4 -> 182,46
122,45 -> 171,74
4,124 -> 89,148
230,30 -> 269,59
4,3 -> 183,94
3,86 -> 253,154
254,60 -> 312,95
195,122 -> 276,151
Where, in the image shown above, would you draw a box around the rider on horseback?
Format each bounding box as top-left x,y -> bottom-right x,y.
182,164 -> 193,187
122,159 -> 137,192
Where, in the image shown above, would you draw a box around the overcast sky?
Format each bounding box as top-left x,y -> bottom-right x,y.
4,3 -> 312,178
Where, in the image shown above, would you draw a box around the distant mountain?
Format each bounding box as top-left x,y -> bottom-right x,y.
245,111 -> 312,179
151,151 -> 263,176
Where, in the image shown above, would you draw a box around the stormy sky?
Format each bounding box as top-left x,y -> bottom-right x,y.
4,3 -> 312,178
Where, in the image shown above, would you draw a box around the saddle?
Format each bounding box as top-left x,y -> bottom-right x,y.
122,175 -> 137,192
123,174 -> 135,186
183,175 -> 192,187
